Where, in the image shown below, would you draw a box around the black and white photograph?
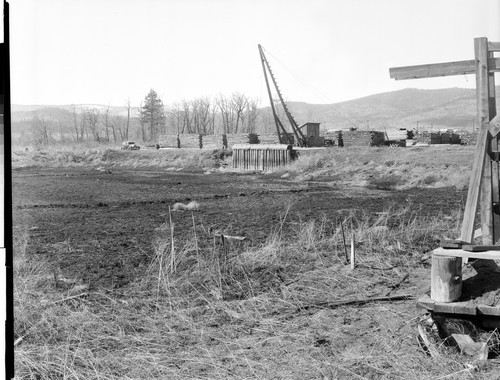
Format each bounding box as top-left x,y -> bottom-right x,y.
3,0 -> 500,378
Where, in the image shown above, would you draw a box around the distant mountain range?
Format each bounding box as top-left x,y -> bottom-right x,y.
12,87 -> 495,133
283,87 -> 487,132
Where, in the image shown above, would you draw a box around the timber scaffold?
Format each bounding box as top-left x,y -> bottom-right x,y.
232,144 -> 294,171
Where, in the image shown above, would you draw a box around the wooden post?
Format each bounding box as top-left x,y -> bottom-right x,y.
488,46 -> 499,243
350,225 -> 355,270
476,37 -> 494,245
431,255 -> 462,302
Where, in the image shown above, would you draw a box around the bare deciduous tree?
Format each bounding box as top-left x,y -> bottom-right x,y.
216,95 -> 234,134
70,105 -> 81,141
125,98 -> 131,140
231,92 -> 249,134
85,108 -> 101,142
31,113 -> 50,145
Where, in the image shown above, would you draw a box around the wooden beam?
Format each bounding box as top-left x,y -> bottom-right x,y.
487,49 -> 500,243
489,114 -> 500,137
389,58 -> 500,80
488,41 -> 500,52
433,247 -> 500,260
460,125 -> 490,242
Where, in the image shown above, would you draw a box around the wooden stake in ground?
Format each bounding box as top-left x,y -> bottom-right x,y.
340,219 -> 349,262
350,222 -> 355,270
168,206 -> 175,274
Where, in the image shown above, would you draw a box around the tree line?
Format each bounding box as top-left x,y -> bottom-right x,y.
28,89 -> 278,146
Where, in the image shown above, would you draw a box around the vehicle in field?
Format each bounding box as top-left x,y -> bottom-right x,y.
121,141 -> 140,150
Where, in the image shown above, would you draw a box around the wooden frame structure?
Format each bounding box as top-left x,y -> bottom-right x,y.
390,37 -> 500,307
232,144 -> 294,171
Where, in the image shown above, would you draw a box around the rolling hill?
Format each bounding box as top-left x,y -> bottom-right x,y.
281,87 -> 483,132
12,87 -> 494,136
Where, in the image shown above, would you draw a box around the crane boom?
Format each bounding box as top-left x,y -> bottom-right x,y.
258,45 -> 308,147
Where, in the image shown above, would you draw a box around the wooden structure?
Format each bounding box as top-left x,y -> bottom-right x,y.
390,37 -> 500,311
301,122 -> 320,139
1,1 -> 13,376
232,144 -> 294,171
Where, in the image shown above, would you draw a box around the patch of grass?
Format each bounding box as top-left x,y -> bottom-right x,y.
367,174 -> 405,190
17,203 -> 493,379
273,146 -> 474,190
12,143 -> 223,170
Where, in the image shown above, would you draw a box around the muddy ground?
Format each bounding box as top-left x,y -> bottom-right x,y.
13,167 -> 466,290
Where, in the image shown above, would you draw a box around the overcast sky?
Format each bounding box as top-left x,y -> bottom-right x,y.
4,0 -> 500,107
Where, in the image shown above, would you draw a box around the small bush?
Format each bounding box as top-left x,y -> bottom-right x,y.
367,174 -> 404,190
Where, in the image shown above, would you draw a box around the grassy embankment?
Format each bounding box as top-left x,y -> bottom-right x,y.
12,143 -> 475,190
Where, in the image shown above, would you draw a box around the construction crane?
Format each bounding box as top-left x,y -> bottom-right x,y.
258,44 -> 308,147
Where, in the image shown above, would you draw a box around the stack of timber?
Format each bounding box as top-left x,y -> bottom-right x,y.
385,129 -> 409,141
258,134 -> 280,145
440,132 -> 461,144
159,134 -> 180,148
232,144 -> 293,171
456,131 -> 478,146
323,130 -> 343,146
413,131 -> 431,144
385,129 -> 412,146
342,131 -> 385,147
179,134 -> 202,149
430,132 -> 442,144
202,134 -> 225,150
226,133 -> 249,146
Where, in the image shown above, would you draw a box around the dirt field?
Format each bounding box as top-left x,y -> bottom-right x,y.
13,166 -> 465,290
16,156 -> 500,379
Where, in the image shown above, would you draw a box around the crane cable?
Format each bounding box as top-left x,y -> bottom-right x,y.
262,46 -> 364,129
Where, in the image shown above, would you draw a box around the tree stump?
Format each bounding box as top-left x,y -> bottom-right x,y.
431,255 -> 462,302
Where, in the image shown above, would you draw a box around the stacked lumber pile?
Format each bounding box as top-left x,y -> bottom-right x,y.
203,135 -> 225,150
258,134 -> 280,144
430,132 -> 441,144
159,134 -> 179,148
386,129 -> 409,141
226,133 -> 249,146
440,132 -> 461,144
456,131 -> 478,146
323,130 -> 343,146
342,131 -> 385,147
413,131 -> 431,144
179,134 -> 202,149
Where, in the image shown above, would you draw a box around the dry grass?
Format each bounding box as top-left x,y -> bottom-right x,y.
276,145 -> 475,190
15,204 -> 498,379
11,143 -> 217,170
12,143 -> 476,191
